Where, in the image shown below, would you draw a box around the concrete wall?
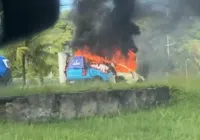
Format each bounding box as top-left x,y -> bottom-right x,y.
0,86 -> 170,122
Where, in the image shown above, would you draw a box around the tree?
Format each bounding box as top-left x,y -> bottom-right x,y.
42,10 -> 74,52
27,38 -> 55,85
185,39 -> 200,69
178,20 -> 200,74
2,36 -> 52,85
1,40 -> 30,85
1,10 -> 74,83
33,10 -> 74,78
16,44 -> 30,86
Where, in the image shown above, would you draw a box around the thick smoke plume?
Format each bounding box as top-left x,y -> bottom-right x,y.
133,0 -> 200,78
70,0 -> 140,56
69,0 -> 200,56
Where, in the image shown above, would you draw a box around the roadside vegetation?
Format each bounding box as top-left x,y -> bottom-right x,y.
0,75 -> 197,98
1,10 -> 200,88
0,76 -> 199,140
0,75 -> 189,96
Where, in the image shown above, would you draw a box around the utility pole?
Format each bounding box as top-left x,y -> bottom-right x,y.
165,35 -> 176,59
164,7 -> 176,77
185,59 -> 190,79
165,35 -> 176,77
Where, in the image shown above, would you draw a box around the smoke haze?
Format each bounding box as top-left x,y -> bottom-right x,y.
68,0 -> 200,77
134,0 -> 200,78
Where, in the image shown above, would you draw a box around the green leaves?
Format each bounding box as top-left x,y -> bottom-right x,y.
0,10 -> 74,82
16,46 -> 30,62
184,20 -> 200,54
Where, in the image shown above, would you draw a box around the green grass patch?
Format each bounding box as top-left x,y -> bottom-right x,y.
0,80 -> 166,96
0,75 -> 198,96
0,76 -> 199,139
0,87 -> 199,140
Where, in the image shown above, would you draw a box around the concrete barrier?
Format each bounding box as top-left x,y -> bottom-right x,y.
0,86 -> 170,122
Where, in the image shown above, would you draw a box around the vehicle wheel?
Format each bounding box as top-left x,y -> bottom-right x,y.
66,80 -> 75,84
115,76 -> 126,83
69,81 -> 76,84
93,76 -> 103,83
4,79 -> 12,86
136,78 -> 143,83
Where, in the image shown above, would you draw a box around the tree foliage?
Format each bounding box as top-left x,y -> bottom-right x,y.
1,9 -> 200,82
0,10 -> 74,84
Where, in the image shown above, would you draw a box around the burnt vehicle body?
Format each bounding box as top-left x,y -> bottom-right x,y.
64,56 -> 116,83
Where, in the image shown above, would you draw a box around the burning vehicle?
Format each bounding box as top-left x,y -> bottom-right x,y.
64,56 -> 116,83
64,46 -> 144,83
66,0 -> 144,83
0,55 -> 11,85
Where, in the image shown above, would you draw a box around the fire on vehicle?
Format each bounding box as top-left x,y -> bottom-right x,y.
64,46 -> 144,83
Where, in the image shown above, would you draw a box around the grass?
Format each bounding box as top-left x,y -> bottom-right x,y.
0,76 -> 200,140
0,75 -> 193,96
0,79 -> 168,96
0,92 -> 200,140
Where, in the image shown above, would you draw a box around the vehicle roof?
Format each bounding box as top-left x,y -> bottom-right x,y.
72,56 -> 84,58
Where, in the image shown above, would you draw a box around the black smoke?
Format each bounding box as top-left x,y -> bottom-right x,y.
69,0 -> 200,56
70,0 -> 140,56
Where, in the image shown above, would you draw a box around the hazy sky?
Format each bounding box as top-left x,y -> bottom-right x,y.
60,0 -> 72,11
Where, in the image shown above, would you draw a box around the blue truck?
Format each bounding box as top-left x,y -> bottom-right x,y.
65,56 -> 116,83
0,55 -> 11,85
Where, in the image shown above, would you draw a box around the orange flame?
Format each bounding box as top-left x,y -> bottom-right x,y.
74,45 -> 137,73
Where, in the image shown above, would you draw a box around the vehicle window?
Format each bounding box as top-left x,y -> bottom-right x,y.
2,59 -> 10,68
